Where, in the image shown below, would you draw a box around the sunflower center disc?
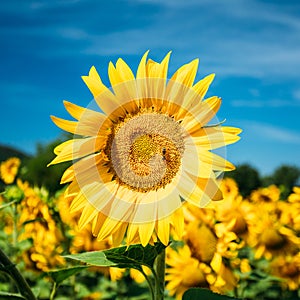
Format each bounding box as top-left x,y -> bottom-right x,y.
110,113 -> 185,192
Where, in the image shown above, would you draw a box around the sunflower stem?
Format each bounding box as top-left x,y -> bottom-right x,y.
154,247 -> 165,300
141,268 -> 155,299
0,248 -> 37,300
12,202 -> 18,247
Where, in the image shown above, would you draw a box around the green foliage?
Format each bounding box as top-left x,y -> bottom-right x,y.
65,242 -> 166,272
233,246 -> 299,300
0,144 -> 30,162
47,266 -> 88,285
3,186 -> 24,203
20,138 -> 71,195
0,292 -> 26,299
183,288 -> 239,300
224,164 -> 261,197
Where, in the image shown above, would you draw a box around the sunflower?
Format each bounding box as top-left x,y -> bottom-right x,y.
214,192 -> 256,243
270,253 -> 300,290
250,185 -> 281,203
249,205 -> 300,260
16,180 -> 65,272
166,245 -> 211,299
0,157 -> 21,184
220,177 -> 239,200
180,202 -> 240,293
166,243 -> 237,299
49,52 -> 241,247
281,187 -> 300,232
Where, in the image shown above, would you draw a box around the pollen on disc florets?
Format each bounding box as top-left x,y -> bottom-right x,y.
104,109 -> 185,192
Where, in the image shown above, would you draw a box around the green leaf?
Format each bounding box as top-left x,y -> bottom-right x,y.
64,242 -> 166,270
0,292 -> 26,299
47,266 -> 88,284
183,288 -> 240,300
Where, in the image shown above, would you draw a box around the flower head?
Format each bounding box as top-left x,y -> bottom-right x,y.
16,180 -> 65,272
270,253 -> 300,290
249,204 -> 300,260
166,245 -> 211,299
49,52 -> 241,246
0,157 -> 21,184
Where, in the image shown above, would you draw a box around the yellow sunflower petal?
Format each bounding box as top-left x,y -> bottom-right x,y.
199,150 -> 235,171
97,217 -> 124,241
187,126 -> 241,149
170,207 -> 184,240
108,59 -> 138,113
82,66 -> 127,119
139,221 -> 156,247
112,222 -> 128,247
192,73 -> 215,99
177,172 -> 222,207
127,223 -> 140,245
181,141 -> 213,178
78,203 -> 99,229
146,51 -> 171,79
53,140 -> 73,155
156,216 -> 170,245
81,66 -> 106,98
111,58 -> 135,84
63,100 -> 87,120
180,96 -> 221,130
136,50 -> 150,79
48,137 -> 105,166
51,116 -> 78,134
169,59 -> 199,87
61,165 -> 74,183
64,180 -> 80,199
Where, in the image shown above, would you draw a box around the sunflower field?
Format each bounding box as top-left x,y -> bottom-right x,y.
0,156 -> 300,300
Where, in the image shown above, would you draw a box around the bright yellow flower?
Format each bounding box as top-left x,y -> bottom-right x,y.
281,187 -> 300,232
183,203 -> 240,261
166,243 -> 237,299
220,177 -> 239,200
214,194 -> 256,243
249,205 -> 300,260
182,203 -> 240,294
49,52 -> 241,247
0,157 -> 21,184
288,186 -> 300,203
231,257 -> 252,274
250,185 -> 280,203
270,253 -> 300,290
130,266 -> 152,284
16,180 -> 65,272
166,245 -> 211,299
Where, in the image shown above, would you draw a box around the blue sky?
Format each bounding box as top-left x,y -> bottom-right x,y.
1,0 -> 300,175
